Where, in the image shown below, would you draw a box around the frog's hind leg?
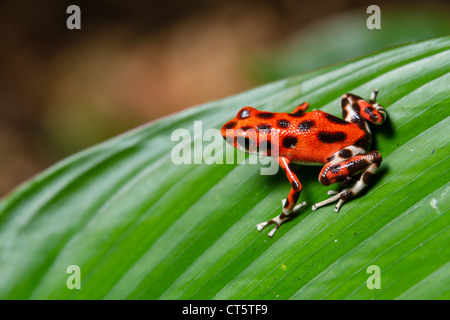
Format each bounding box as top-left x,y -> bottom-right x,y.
312,151 -> 382,212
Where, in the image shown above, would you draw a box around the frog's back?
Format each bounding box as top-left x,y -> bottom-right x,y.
276,110 -> 367,164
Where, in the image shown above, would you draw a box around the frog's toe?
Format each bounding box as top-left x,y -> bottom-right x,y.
256,219 -> 279,237
312,190 -> 349,212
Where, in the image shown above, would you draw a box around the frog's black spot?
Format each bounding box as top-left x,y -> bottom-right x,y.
223,121 -> 237,130
237,136 -> 252,150
369,151 -> 382,166
298,120 -> 315,132
354,134 -> 371,150
351,102 -> 361,114
277,119 -> 290,128
317,131 -> 347,143
282,136 -> 298,148
279,212 -> 288,219
238,108 -> 251,119
351,115 -> 364,129
291,179 -> 300,191
347,159 -> 369,175
341,97 -> 350,108
325,113 -> 349,125
342,107 -> 348,120
320,174 -> 330,186
256,124 -> 272,133
362,171 -> 374,185
341,175 -> 354,186
256,112 -> 275,119
339,148 -> 352,159
340,190 -> 354,200
292,190 -> 301,203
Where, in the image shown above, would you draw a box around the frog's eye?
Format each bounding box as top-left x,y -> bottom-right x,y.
237,107 -> 253,119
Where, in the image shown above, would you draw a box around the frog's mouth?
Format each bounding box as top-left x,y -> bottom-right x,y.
236,136 -> 252,152
236,135 -> 275,157
221,125 -> 276,157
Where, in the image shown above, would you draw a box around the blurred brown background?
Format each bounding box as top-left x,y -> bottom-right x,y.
0,0 -> 448,197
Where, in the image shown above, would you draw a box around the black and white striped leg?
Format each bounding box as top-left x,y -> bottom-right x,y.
313,151 -> 382,212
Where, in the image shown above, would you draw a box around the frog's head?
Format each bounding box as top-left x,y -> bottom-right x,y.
221,106 -> 274,155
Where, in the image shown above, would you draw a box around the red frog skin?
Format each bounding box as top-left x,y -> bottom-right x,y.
221,90 -> 387,237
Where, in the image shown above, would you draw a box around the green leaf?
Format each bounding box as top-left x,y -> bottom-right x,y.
0,36 -> 449,300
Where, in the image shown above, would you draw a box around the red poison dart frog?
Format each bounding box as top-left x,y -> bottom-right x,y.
221,90 -> 386,237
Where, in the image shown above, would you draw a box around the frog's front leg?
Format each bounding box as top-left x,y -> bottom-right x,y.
312,150 -> 382,212
256,156 -> 307,237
